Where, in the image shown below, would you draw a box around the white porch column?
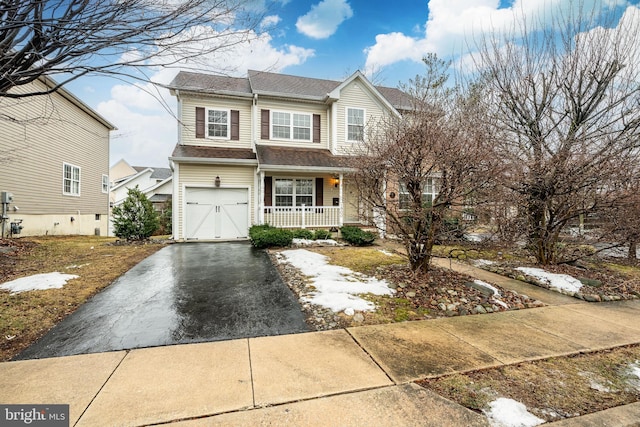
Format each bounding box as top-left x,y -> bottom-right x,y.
338,172 -> 344,226
258,170 -> 265,224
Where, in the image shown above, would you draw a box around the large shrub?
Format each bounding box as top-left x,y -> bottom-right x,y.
292,229 -> 314,239
249,224 -> 293,248
112,186 -> 159,240
340,226 -> 375,246
313,229 -> 333,240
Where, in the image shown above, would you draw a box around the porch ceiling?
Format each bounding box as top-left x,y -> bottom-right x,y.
256,145 -> 351,171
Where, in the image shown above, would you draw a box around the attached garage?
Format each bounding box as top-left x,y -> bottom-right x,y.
185,187 -> 249,240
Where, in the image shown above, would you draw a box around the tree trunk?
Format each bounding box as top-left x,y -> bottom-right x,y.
629,240 -> 637,260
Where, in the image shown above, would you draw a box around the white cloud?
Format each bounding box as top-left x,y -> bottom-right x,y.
364,0 -> 630,72
260,15 -> 281,30
296,0 -> 353,39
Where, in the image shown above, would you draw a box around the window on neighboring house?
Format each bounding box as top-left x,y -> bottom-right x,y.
346,107 -> 365,142
274,178 -> 314,207
63,163 -> 80,196
207,109 -> 229,138
398,178 -> 438,210
271,111 -> 311,141
102,175 -> 109,193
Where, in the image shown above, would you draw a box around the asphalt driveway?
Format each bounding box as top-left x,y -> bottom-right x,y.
16,242 -> 309,360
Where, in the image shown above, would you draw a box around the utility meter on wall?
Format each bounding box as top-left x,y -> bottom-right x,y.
1,192 -> 13,204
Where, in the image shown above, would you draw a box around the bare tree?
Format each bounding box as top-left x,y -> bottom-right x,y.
349,55 -> 499,272
1,0 -> 262,99
475,2 -> 640,264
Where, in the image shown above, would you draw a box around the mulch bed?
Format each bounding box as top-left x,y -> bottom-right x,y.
271,248 -> 546,331
480,261 -> 640,302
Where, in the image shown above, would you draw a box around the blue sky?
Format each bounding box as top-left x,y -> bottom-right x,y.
63,0 -> 639,169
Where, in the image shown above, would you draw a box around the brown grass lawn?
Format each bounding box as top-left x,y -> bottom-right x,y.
0,236 -> 165,361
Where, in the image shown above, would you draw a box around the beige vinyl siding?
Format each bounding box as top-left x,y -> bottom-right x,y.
257,99 -> 329,149
0,80 -> 111,217
335,81 -> 392,154
181,96 -> 252,148
176,163 -> 256,238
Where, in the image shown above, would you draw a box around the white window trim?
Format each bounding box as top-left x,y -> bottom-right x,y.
345,107 -> 366,143
270,110 -> 313,142
102,174 -> 109,194
206,108 -> 231,140
63,162 -> 81,197
273,177 -> 315,207
398,178 -> 438,211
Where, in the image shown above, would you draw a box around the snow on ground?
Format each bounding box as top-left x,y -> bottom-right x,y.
474,259 -> 495,267
515,267 -> 583,294
277,249 -> 394,314
484,398 -> 545,427
378,249 -> 395,256
292,238 -> 340,247
0,272 -> 79,294
627,361 -> 640,391
473,280 -> 510,309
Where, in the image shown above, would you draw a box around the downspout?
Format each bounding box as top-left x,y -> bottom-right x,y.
251,93 -> 258,153
331,102 -> 338,155
171,160 -> 180,240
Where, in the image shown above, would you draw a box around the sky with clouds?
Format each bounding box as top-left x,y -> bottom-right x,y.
64,0 -> 639,170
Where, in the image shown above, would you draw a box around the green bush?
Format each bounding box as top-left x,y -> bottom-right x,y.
292,229 -> 314,239
112,186 -> 159,240
249,224 -> 293,248
313,229 -> 333,240
340,226 -> 376,246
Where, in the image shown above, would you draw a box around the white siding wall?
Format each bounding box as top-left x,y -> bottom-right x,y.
0,79 -> 111,236
175,163 -> 255,239
180,96 -> 252,149
335,81 -> 391,154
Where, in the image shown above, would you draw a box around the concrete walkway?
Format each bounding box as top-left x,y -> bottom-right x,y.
1,264 -> 640,426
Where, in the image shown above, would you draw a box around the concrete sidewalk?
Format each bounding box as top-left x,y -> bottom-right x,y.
1,263 -> 640,426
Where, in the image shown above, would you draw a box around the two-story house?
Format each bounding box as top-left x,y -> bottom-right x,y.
167,69 -> 409,241
0,77 -> 115,237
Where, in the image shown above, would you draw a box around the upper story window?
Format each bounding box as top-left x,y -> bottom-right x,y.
207,108 -> 229,139
346,107 -> 365,142
398,178 -> 438,210
271,111 -> 312,142
63,163 -> 81,196
274,178 -> 314,207
102,175 -> 109,193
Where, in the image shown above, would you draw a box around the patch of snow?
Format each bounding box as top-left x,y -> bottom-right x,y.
278,249 -> 394,314
484,397 -> 545,427
626,361 -> 640,391
465,233 -> 484,242
378,249 -> 394,256
292,238 -> 340,247
474,259 -> 495,267
474,279 -> 501,296
515,267 -> 583,294
0,272 -> 79,294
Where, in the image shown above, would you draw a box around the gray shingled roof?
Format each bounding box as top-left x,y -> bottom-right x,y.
168,71 -> 252,96
168,70 -> 412,110
171,144 -> 257,161
131,166 -> 172,180
256,145 -> 346,169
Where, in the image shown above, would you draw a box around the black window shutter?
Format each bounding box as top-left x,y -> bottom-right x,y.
264,176 -> 273,207
316,177 -> 324,206
261,109 -> 270,140
231,110 -> 239,140
313,114 -> 321,143
195,107 -> 205,138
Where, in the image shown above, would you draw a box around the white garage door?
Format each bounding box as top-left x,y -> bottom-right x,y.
185,187 -> 248,240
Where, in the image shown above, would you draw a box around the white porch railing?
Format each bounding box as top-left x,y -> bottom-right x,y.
263,205 -> 341,228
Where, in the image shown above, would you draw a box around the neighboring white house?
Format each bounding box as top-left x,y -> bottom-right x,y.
167,69 -> 410,241
0,77 -> 115,237
108,159 -> 173,235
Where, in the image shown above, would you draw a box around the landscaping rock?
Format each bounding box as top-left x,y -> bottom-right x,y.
474,305 -> 487,314
583,294 -> 602,302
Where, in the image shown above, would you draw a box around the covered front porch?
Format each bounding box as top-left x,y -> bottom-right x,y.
255,145 -> 361,229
